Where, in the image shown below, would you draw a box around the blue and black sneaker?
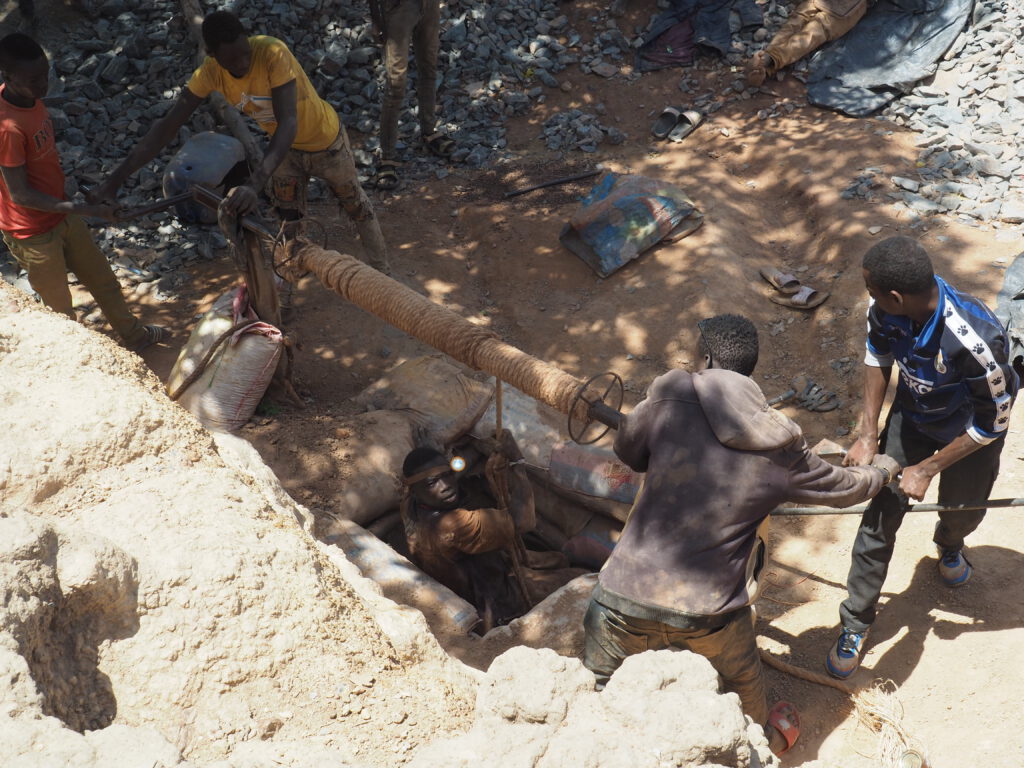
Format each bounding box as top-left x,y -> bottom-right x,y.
825,627 -> 868,679
937,547 -> 973,587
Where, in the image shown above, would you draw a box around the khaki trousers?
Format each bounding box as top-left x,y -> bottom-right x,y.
3,215 -> 145,345
381,0 -> 441,161
764,0 -> 867,72
270,125 -> 389,272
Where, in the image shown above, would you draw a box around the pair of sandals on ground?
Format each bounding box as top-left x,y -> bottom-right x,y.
374,131 -> 455,191
760,265 -> 830,310
650,106 -> 704,143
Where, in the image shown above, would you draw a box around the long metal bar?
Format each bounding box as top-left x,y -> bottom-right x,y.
114,190 -> 194,220
504,168 -> 602,198
190,184 -> 278,239
775,498 -> 1024,516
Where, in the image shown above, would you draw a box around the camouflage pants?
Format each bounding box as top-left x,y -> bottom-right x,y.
270,124 -> 389,272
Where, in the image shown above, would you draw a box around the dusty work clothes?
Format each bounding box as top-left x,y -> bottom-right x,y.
599,368 -> 888,622
840,407 -> 1004,632
187,36 -> 339,152
404,489 -> 583,628
379,0 -> 441,161
269,125 -> 389,271
584,367 -> 887,712
0,84 -> 64,237
584,600 -> 768,724
764,0 -> 867,72
405,498 -> 532,628
2,215 -> 145,345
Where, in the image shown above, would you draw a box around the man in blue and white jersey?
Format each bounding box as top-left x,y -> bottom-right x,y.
826,236 -> 1018,679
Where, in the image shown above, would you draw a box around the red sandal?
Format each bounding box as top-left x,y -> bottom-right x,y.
767,700 -> 800,755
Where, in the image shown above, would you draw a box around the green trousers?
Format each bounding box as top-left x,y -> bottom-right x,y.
2,214 -> 145,346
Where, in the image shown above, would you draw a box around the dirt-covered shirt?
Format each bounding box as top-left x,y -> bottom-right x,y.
599,368 -> 888,624
187,35 -> 339,152
0,85 -> 66,238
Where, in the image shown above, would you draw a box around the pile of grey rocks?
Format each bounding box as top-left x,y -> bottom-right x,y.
5,0 -> 603,290
541,107 -> 626,152
877,0 -> 1024,225
6,0 -> 1020,295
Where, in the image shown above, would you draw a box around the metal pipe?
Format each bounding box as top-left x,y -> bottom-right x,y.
774,497 -> 1024,517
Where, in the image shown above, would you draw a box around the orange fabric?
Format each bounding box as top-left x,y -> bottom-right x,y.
0,86 -> 66,238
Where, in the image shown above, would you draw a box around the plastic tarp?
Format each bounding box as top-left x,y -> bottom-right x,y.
636,0 -> 762,71
994,251 -> 1024,379
559,172 -> 703,278
806,0 -> 974,117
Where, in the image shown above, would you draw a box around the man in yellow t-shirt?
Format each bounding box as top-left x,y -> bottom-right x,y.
91,10 -> 388,272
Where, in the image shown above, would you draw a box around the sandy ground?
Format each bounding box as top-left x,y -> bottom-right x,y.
35,1 -> 1024,765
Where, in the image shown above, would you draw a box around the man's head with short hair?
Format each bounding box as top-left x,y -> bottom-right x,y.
696,314 -> 758,376
403,447 -> 460,510
0,33 -> 49,102
862,236 -> 934,296
862,236 -> 937,321
202,10 -> 246,52
202,10 -> 251,77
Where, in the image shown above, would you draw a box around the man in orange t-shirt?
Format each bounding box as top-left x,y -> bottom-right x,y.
90,10 -> 388,273
0,33 -> 164,351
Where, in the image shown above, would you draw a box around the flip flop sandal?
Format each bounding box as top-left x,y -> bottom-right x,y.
767,700 -> 800,754
801,386 -> 840,412
770,284 -> 829,310
651,106 -> 685,139
130,324 -> 167,353
374,160 -> 401,191
759,266 -> 802,295
793,377 -> 840,412
666,109 -> 703,143
423,131 -> 455,158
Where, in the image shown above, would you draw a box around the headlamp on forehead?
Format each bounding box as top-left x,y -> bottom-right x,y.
450,456 -> 466,472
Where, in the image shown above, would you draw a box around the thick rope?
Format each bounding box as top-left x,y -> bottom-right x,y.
285,240 -> 598,421
759,649 -> 853,694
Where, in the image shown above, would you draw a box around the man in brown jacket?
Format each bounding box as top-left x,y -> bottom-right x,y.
583,313 -> 899,755
744,0 -> 868,86
401,432 -> 584,634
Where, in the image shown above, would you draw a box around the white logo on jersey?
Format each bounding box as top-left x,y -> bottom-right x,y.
897,361 -> 934,395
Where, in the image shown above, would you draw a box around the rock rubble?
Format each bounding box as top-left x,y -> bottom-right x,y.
3,0 -> 1022,295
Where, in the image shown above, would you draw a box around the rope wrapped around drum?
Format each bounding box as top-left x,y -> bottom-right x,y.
282,238 -> 604,424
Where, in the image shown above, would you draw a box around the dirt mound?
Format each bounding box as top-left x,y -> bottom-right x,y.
0,284 -> 475,766
0,280 -> 789,768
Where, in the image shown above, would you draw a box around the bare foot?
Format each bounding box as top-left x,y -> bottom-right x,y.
745,51 -> 772,87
